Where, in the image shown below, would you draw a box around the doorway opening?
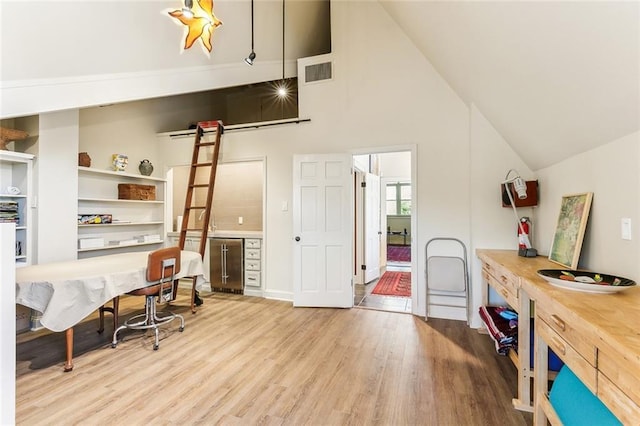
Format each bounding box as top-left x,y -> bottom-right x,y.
352,150 -> 414,314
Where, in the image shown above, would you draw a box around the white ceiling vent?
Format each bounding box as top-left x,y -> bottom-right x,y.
304,61 -> 332,84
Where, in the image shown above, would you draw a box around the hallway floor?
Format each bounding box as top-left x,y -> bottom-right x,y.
355,262 -> 412,313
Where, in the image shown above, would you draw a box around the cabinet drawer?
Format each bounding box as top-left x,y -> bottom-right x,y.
597,371 -> 640,424
245,238 -> 261,249
482,269 -> 518,309
598,347 -> 640,408
245,271 -> 261,287
245,248 -> 260,260
537,317 -> 597,392
482,261 -> 519,295
536,305 -> 596,366
245,259 -> 261,271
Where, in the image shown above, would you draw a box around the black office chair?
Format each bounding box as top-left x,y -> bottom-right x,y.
112,247 -> 185,350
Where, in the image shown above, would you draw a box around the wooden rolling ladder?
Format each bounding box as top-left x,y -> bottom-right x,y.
178,120 -> 224,313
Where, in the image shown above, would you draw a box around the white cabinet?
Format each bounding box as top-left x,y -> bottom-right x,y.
244,238 -> 262,288
77,166 -> 166,258
167,234 -> 210,283
0,151 -> 34,267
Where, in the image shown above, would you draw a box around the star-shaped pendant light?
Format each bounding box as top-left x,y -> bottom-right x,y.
168,0 -> 223,53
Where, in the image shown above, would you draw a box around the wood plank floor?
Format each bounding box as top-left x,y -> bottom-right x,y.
16,290 -> 532,425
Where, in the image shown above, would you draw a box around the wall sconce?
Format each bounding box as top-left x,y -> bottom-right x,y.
502,169 -> 537,257
244,0 -> 256,65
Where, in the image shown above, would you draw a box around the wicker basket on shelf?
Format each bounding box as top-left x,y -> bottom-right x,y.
0,127 -> 29,150
118,184 -> 156,201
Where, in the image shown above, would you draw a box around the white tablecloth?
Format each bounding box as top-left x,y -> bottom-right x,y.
15,250 -> 206,332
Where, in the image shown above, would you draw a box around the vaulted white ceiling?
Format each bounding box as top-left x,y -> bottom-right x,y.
380,1 -> 640,170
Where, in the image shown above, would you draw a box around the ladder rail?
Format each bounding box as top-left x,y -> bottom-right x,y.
197,122 -> 223,257
177,120 -> 224,312
178,126 -> 203,250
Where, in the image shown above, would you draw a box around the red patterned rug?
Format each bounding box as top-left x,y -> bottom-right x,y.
387,244 -> 411,263
371,271 -> 411,297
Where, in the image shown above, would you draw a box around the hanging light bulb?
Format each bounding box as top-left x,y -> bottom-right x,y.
182,0 -> 194,18
276,0 -> 287,98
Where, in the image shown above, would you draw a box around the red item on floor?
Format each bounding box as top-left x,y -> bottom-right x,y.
372,271 -> 411,297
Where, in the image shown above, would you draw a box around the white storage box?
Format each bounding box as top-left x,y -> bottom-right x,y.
135,234 -> 161,243
78,237 -> 104,249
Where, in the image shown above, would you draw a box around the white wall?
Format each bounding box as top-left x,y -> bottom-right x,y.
379,152 -> 411,180
36,110 -> 80,263
469,104 -> 535,327
283,1 -> 473,316
535,131 -> 640,280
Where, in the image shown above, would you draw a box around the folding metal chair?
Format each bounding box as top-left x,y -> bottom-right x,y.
425,237 -> 469,323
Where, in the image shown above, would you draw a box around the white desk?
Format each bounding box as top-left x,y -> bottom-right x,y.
16,250 -> 206,371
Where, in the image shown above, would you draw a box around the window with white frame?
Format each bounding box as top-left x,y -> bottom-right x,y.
386,182 -> 411,216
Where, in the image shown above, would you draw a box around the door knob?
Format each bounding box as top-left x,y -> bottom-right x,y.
295,236 -> 300,241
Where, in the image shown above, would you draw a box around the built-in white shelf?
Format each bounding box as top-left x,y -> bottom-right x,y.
77,166 -> 166,182
77,164 -> 166,259
78,197 -> 164,204
77,240 -> 164,252
78,221 -> 163,227
0,151 -> 34,266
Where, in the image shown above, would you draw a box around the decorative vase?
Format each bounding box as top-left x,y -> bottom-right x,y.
112,154 -> 128,171
139,159 -> 154,176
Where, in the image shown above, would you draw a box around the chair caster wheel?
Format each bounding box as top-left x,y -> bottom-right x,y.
153,344 -> 159,351
179,326 -> 184,332
111,343 -> 117,348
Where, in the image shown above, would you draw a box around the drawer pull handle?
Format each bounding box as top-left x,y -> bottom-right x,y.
550,336 -> 566,356
500,275 -> 508,284
500,289 -> 509,299
550,315 -> 566,331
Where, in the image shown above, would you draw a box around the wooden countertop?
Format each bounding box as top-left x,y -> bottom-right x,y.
477,249 -> 640,387
167,230 -> 263,239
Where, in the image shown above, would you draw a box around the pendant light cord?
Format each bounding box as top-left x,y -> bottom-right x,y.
282,0 -> 285,81
250,0 -> 254,52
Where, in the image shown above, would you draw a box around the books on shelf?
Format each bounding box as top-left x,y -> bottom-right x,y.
0,200 -> 19,223
78,214 -> 112,224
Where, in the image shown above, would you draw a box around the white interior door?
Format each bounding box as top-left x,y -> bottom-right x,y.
293,154 -> 353,308
364,172 -> 381,283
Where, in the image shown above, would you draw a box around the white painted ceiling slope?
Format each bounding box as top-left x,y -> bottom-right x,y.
379,1 -> 640,170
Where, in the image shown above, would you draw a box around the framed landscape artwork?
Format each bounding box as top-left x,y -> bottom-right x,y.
548,192 -> 594,269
